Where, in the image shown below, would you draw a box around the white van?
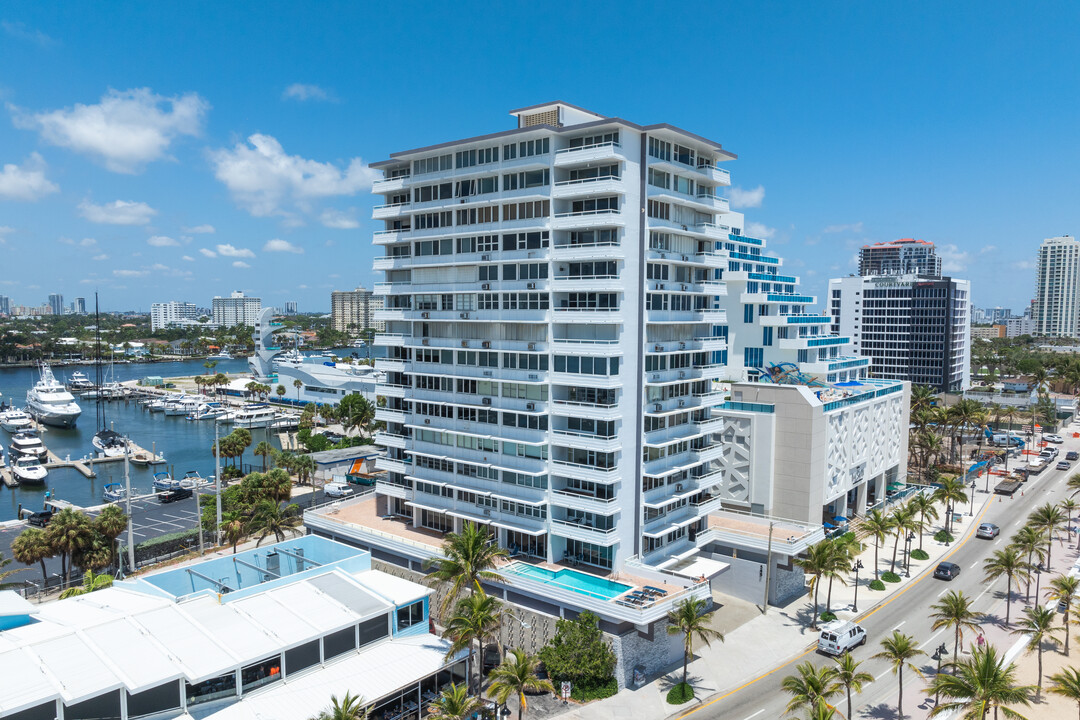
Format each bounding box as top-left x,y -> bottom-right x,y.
324,482 -> 355,499
818,620 -> 867,656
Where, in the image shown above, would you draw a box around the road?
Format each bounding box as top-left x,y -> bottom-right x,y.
679,433 -> 1080,720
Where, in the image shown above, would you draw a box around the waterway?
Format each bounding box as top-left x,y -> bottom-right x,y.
0,350 -> 362,521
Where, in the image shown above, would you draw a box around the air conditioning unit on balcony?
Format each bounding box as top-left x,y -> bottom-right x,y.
461,341 -> 469,348
651,373 -> 659,381
421,312 -> 430,319
481,254 -> 491,261
679,341 -> 686,349
483,508 -> 492,517
678,400 -> 686,407
460,312 -> 470,319
424,418 -> 430,424
421,338 -> 430,346
654,344 -> 663,352
682,255 -> 689,261
679,371 -> 686,379
482,341 -> 491,349
526,402 -> 535,411
658,283 -> 665,290
527,282 -> 536,289
482,283 -> 491,290
676,483 -> 683,491
653,403 -> 662,412
681,284 -> 687,291
527,342 -> 536,350
482,397 -> 492,406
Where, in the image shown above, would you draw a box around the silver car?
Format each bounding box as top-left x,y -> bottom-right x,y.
977,522 -> 1000,539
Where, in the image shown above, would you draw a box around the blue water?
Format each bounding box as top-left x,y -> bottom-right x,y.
504,562 -> 631,600
0,351 -> 358,521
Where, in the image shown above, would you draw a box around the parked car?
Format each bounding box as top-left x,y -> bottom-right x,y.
977,522 -> 1000,539
934,562 -> 962,581
1068,451 -> 1079,461
324,482 -> 355,499
1045,434 -> 1064,444
1058,461 -> 1072,471
26,510 -> 53,527
158,487 -> 193,504
817,620 -> 866,656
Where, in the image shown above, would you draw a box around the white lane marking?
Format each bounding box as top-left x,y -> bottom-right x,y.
893,620 -> 906,631
995,538 -> 1003,545
876,669 -> 892,680
971,561 -> 979,569
938,588 -> 949,597
742,711 -> 765,720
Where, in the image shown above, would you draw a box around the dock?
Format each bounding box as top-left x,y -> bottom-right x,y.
0,468 -> 14,488
278,432 -> 299,450
38,440 -> 167,480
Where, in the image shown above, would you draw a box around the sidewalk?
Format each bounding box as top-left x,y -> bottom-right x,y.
556,489 -> 998,720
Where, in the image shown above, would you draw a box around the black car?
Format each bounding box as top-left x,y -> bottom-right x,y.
26,510 -> 53,527
158,487 -> 193,503
1068,451 -> 1079,461
934,562 -> 962,581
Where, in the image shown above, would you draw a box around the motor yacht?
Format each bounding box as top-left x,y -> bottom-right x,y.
270,414 -> 300,430
66,371 -> 95,391
92,429 -> 128,458
25,364 -> 82,428
212,348 -> 233,360
164,396 -> 201,416
0,409 -> 33,433
12,455 -> 47,485
10,433 -> 47,462
188,402 -> 229,421
232,403 -> 277,429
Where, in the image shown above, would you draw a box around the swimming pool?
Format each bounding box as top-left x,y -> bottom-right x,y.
502,562 -> 632,601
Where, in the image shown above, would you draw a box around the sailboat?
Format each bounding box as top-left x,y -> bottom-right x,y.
91,294 -> 128,458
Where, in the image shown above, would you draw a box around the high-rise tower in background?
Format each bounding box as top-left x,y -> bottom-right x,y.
1033,235 -> 1080,337
48,293 -> 64,315
858,238 -> 942,276
331,288 -> 384,333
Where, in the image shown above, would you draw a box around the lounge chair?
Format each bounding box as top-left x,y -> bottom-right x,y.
508,542 -> 520,558
643,585 -> 668,597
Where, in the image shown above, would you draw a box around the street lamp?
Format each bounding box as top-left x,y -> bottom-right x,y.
931,642 -> 948,704
968,480 -> 977,516
903,532 -> 916,577
851,559 -> 864,613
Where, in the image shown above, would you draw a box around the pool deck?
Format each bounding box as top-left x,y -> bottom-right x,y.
494,555 -> 685,605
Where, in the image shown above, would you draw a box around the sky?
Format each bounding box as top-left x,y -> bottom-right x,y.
1,1 -> 1079,312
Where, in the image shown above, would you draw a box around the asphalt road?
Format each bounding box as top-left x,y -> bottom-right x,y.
678,432 -> 1080,720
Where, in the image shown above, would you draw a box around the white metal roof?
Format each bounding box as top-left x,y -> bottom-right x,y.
202,634 -> 465,720
349,570 -> 434,606
0,648 -> 63,716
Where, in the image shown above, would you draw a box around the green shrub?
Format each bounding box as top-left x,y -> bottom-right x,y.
571,678 -> 618,702
667,682 -> 695,705
933,530 -> 954,543
819,611 -> 837,623
910,549 -> 930,561
881,571 -> 902,583
869,579 -> 886,591
538,611 -> 617,702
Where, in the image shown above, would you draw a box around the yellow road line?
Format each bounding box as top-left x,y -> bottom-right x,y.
675,499 -> 993,720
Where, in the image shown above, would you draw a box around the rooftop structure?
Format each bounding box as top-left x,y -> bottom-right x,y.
858,238 -> 942,277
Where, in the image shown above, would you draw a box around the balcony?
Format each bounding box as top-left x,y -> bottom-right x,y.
693,193 -> 730,213
649,337 -> 726,354
757,313 -> 829,327
551,208 -> 625,230
552,175 -> 624,199
645,396 -> 701,415
693,415 -> 725,434
551,428 -> 621,453
550,459 -> 620,483
375,479 -> 412,500
549,518 -> 619,545
374,308 -> 407,322
645,309 -> 726,324
696,164 -> 731,186
549,398 -> 622,421
777,335 -> 850,350
376,383 -> 409,398
739,292 -> 815,304
551,337 -> 622,353
372,175 -> 410,194
553,141 -> 622,167
374,431 -> 408,449
551,275 -> 623,292
551,241 -> 623,261
375,456 -> 411,475
550,307 -> 623,324
372,202 -> 411,220
550,489 -> 620,514
375,406 -> 406,424
373,228 -> 408,245
374,358 -> 407,373
372,255 -> 411,271
374,333 -> 410,347
730,250 -> 781,265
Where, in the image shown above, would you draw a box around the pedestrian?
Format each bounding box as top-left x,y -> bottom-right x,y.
977,633 -> 985,649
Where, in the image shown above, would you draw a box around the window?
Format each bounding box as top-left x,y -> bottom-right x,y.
648,137 -> 672,161
648,168 -> 670,189
569,131 -> 619,147
503,169 -> 550,190
554,355 -> 619,376
647,200 -> 670,220
762,327 -> 773,346
502,231 -> 549,250
744,347 -> 763,367
518,138 -> 550,157
503,200 -> 550,220
241,656 -> 282,693
284,640 -> 320,676
413,182 -> 453,203
358,615 -> 390,647
415,211 -> 452,230
413,154 -> 452,175
743,304 -> 754,322
457,206 -> 498,225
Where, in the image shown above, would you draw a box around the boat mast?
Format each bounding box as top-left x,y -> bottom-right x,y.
95,293 -> 105,431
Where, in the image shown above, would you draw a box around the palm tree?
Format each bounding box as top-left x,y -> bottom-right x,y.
294,377 -> 303,402
1048,574 -> 1080,655
254,440 -> 273,472
793,541 -> 832,629
826,534 -> 861,612
933,476 -> 969,537
0,552 -> 23,589
860,509 -> 894,579
824,652 -> 873,720
221,511 -> 246,554
59,569 -> 113,598
930,591 -> 982,670
1048,667 -> 1080,720
203,359 -> 217,375
46,507 -> 92,585
249,501 -> 302,546
799,705 -> 837,720
10,527 -> 53,587
667,596 -> 724,688
276,383 -> 286,402
1062,498 -> 1080,549
310,692 -> 369,720
888,505 -> 916,574
1030,502 -> 1067,570
94,504 -> 127,569
488,649 -> 556,720
1068,472 -> 1080,500
1012,605 -> 1064,697
427,683 -> 483,720
443,592 -> 503,695
1012,526 -> 1047,603
780,661 -> 843,717
927,645 -> 1034,719
909,492 -> 939,553
916,431 -> 945,482
984,546 -> 1030,626
423,521 -> 509,617
872,631 -> 925,720
910,384 -> 937,413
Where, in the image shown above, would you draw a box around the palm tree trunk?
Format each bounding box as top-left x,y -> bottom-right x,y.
847,687 -> 853,720
1037,646 -> 1043,697
898,668 -> 904,720
477,639 -> 484,697
518,694 -> 524,720
1005,577 -> 1012,625
919,512 -> 925,552
682,648 -> 689,686
890,532 -> 901,574
826,575 -> 834,613
954,627 -> 960,670
874,540 -> 880,578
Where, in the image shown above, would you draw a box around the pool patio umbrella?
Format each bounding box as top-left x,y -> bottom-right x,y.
823,522 -> 836,529
833,516 -> 848,523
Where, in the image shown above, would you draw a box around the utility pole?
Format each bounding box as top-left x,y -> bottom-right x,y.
124,437 -> 134,574
215,419 -> 222,546
762,521 -> 774,614
194,477 -> 204,556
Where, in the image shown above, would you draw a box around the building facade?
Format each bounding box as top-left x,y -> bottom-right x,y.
48,293 -> 64,315
858,238 -> 942,276
1006,315 -> 1035,337
212,291 -> 262,328
151,301 -> 199,331
332,288 -> 384,333
1034,235 -> 1080,337
283,300 -> 298,315
829,273 -> 971,392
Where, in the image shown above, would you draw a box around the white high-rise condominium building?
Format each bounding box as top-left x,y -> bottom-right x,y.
150,301 -> 199,331
212,291 -> 262,328
858,238 -> 942,277
331,288 -> 385,333
1034,236 -> 1080,337
72,297 -> 86,315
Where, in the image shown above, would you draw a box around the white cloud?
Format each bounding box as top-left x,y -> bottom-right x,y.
181,255 -> 194,262
745,221 -> 776,240
12,87 -> 209,173
282,84 -> 335,102
208,133 -> 378,218
0,226 -> 14,235
232,261 -> 251,269
92,253 -> 108,261
263,238 -> 303,254
150,263 -> 170,271
78,199 -> 157,225
216,243 -> 255,259
822,222 -> 864,234
182,224 -> 215,234
147,235 -> 179,247
113,269 -> 148,277
980,245 -> 997,254
1014,259 -> 1036,271
938,243 -> 972,274
58,237 -> 74,245
297,284 -> 308,290
198,248 -> 217,258
728,185 -> 765,209
319,207 -> 360,229
79,237 -> 97,247
0,152 -> 59,201
1,21 -> 57,47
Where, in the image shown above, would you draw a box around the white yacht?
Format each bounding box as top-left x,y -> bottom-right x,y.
102,483 -> 127,503
232,403 -> 277,429
25,364 -> 82,428
0,409 -> 33,433
66,371 -> 95,391
12,455 -> 47,485
10,433 -> 47,462
152,471 -> 178,491
188,402 -> 229,421
164,396 -> 201,417
180,470 -> 211,489
212,348 -> 233,360
92,429 -> 128,458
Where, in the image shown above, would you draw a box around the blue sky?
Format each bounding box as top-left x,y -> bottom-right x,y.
1,2 -> 1078,312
